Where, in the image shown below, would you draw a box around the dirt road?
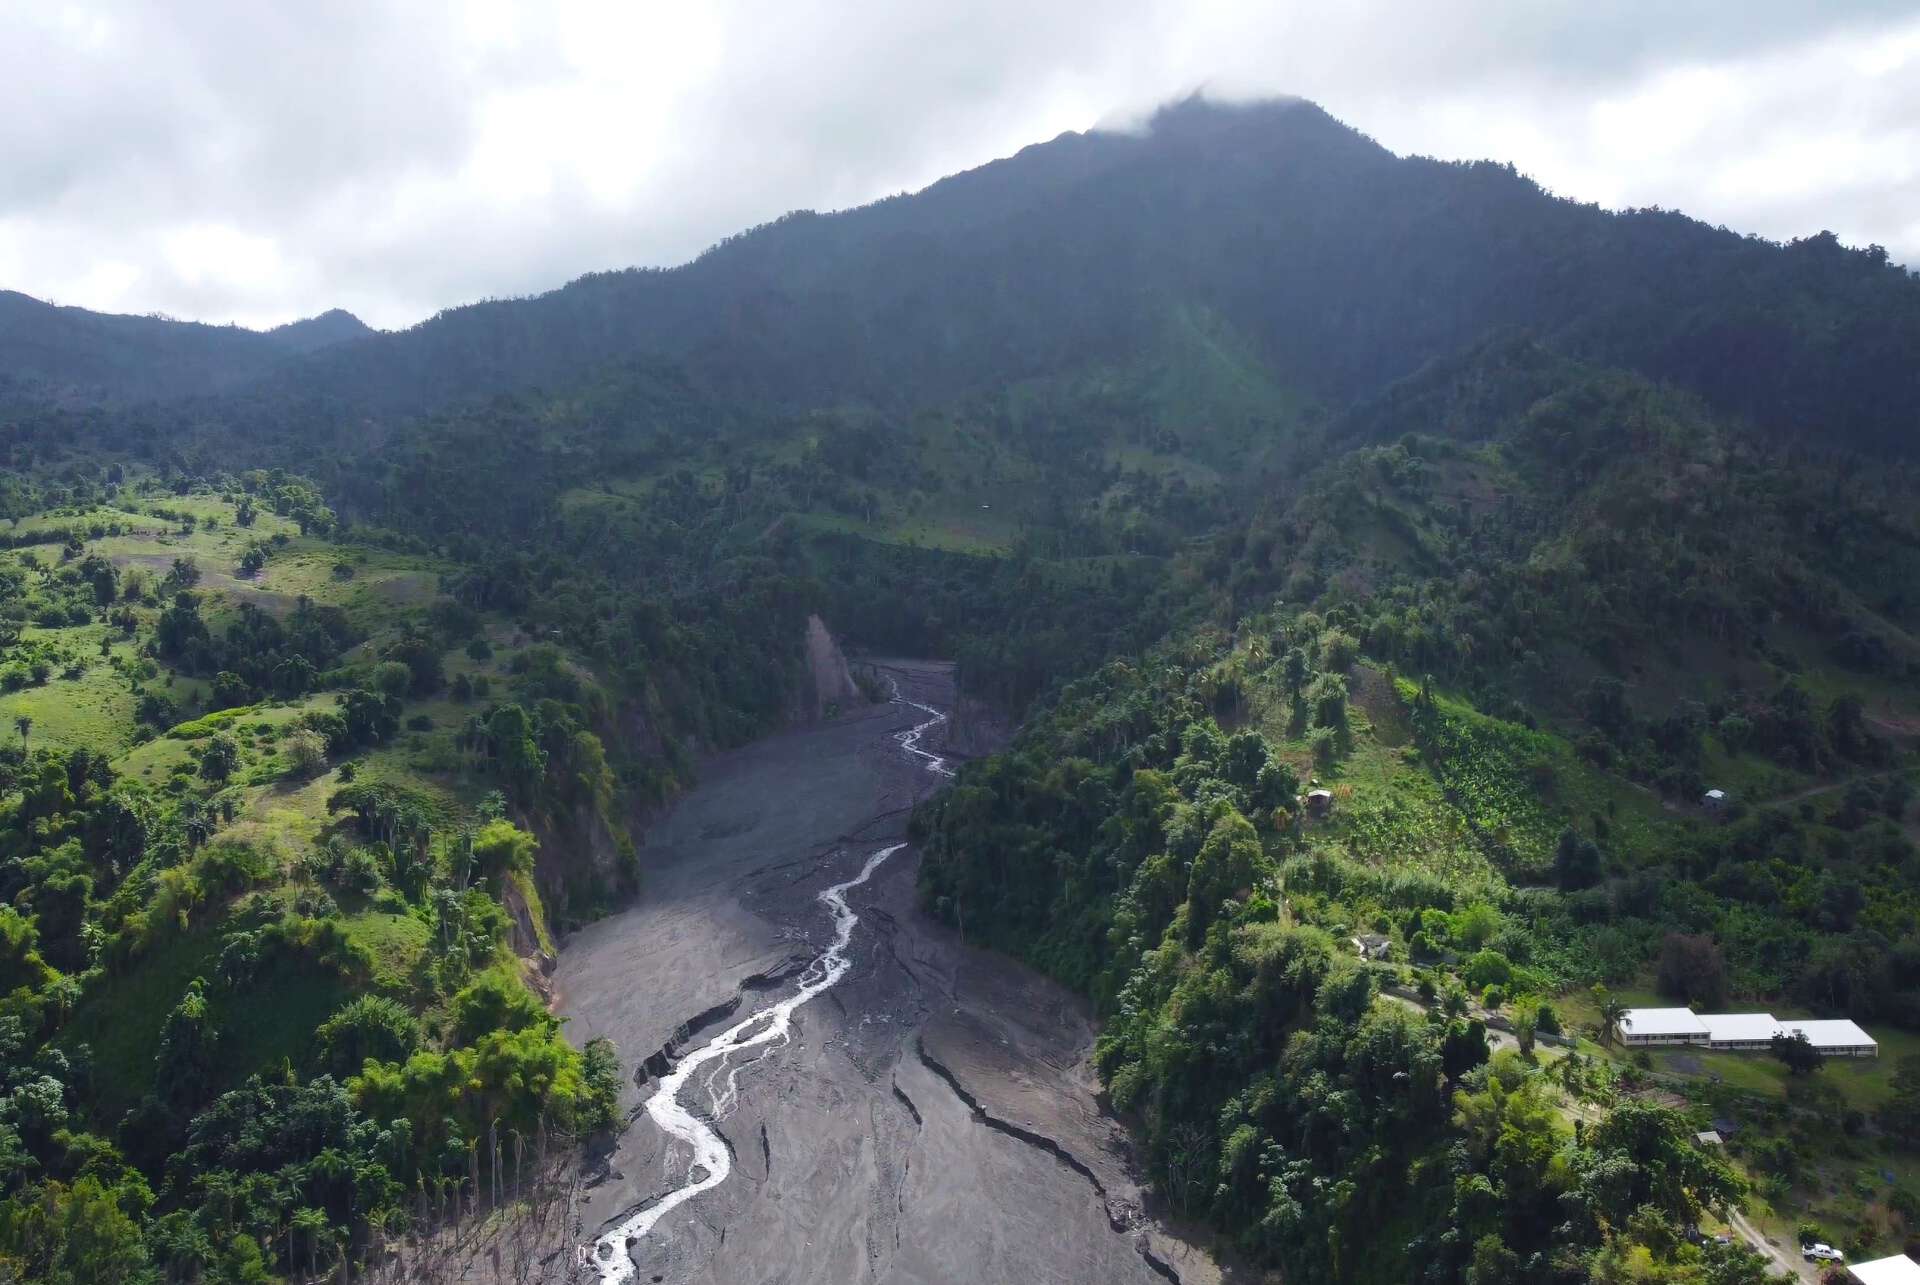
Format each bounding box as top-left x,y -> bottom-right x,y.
1727,1210 -> 1815,1281
556,661 -> 1223,1285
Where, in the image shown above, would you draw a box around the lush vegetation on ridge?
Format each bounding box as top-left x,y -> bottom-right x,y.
917,356 -> 1920,1281
2,94 -> 1919,1283
0,478 -> 648,1281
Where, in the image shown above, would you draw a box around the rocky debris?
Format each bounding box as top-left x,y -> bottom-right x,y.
558,660 -> 1214,1284
889,1076 -> 924,1128
915,1038 -> 1180,1282
805,614 -> 861,719
630,953 -> 812,1088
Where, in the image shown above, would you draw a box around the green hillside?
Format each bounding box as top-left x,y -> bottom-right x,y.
1,95 -> 1917,1283
916,353 -> 1920,1280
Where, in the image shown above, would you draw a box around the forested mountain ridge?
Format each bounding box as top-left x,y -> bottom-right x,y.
11,97 -> 1918,459
252,97 -> 1920,457
916,348 -> 1920,1279
0,291 -> 370,405
0,94 -> 1915,1283
264,310 -> 373,356
1226,338 -> 1920,697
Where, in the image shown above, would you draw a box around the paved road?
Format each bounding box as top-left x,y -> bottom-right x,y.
1377,988 -> 1520,1054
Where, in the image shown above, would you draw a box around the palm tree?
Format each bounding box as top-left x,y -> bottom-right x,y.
365,1208 -> 391,1281
13,715 -> 29,749
1594,985 -> 1627,1050
309,1147 -> 353,1214
291,1207 -> 329,1280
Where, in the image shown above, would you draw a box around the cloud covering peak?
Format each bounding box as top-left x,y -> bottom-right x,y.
3,1 -> 1915,329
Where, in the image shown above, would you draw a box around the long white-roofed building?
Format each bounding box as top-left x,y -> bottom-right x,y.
1612,1009 -> 1878,1057
1700,1012 -> 1779,1051
1778,1018 -> 1878,1058
1615,1008 -> 1709,1046
1848,1253 -> 1920,1285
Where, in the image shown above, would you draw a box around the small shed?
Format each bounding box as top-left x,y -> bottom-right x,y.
1693,1130 -> 1723,1147
1702,789 -> 1727,809
1305,789 -> 1334,818
1351,933 -> 1391,961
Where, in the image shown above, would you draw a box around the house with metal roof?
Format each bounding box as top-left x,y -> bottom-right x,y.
1615,1009 -> 1878,1057
1779,1018 -> 1878,1058
1700,1012 -> 1779,1051
1615,1008 -> 1709,1046
1849,1254 -> 1920,1285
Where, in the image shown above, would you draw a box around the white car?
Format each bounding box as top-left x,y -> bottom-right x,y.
1803,1244 -> 1845,1263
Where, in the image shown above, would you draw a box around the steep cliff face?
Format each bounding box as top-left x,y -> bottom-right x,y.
804,613 -> 862,719
531,613 -> 866,942
533,800 -> 631,914
502,874 -> 558,1000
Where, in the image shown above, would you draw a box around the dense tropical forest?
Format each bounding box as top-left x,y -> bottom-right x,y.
917,351 -> 1920,1282
0,96 -> 1915,1282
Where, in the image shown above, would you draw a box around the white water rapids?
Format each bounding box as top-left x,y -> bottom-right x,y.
591,683 -> 951,1281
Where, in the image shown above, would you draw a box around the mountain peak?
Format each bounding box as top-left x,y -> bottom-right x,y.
1133,92 -> 1389,164
268,308 -> 373,353
1144,91 -> 1313,129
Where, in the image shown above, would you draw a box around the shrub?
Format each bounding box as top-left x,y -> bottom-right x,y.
1452,904 -> 1502,951
472,819 -> 537,883
196,838 -> 278,897
147,867 -> 207,942
199,733 -> 240,781
283,727 -> 327,778
1463,949 -> 1513,992
292,887 -> 338,920
338,847 -> 386,897
315,995 -> 421,1078
1308,726 -> 1337,767
1318,629 -> 1360,672
449,971 -> 553,1046
580,1039 -> 624,1132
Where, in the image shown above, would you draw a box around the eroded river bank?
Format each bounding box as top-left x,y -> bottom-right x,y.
555,660 -> 1224,1284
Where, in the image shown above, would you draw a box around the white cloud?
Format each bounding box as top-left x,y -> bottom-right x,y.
0,0 -> 1915,330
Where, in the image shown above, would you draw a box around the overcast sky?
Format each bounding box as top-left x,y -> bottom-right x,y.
4,1 -> 1917,331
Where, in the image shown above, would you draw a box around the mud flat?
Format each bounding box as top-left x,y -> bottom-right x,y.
556,660 -> 1226,1284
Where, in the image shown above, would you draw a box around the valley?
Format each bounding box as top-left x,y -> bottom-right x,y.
0,93 -> 1914,1285
562,663 -> 1217,1284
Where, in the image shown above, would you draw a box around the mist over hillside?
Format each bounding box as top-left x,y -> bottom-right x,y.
11,98 -> 1919,456
0,94 -> 1916,1285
